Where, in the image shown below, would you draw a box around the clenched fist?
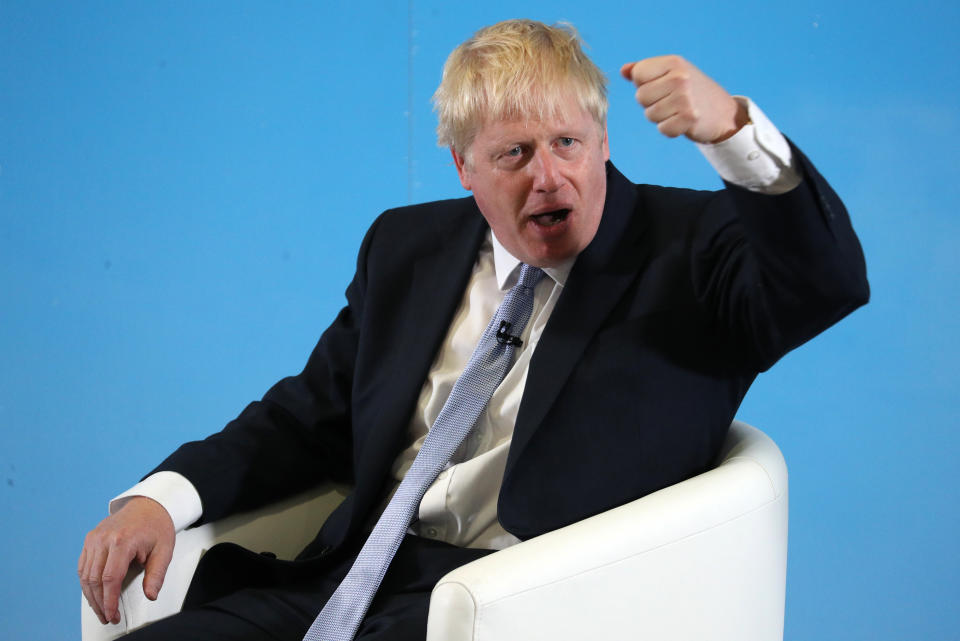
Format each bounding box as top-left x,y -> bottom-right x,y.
620,55 -> 749,144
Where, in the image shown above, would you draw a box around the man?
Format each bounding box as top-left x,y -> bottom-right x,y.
80,19 -> 868,640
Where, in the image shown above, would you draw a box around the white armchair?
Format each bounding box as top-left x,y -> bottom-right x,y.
82,420 -> 787,641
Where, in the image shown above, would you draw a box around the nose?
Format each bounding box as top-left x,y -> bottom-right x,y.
530,148 -> 562,193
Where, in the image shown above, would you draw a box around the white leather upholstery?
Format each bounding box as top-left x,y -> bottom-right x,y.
426,420 -> 788,640
82,420 -> 787,640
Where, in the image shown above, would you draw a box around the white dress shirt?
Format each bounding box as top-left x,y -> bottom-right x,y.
112,98 -> 800,549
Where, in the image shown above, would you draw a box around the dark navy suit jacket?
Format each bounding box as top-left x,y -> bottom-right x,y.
155,149 -> 868,598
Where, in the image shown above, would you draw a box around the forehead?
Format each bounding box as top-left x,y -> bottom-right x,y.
474,96 -> 597,146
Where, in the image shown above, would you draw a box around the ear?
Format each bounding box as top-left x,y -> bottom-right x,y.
451,148 -> 472,191
601,124 -> 610,162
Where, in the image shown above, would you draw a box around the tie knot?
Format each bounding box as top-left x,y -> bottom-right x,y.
516,263 -> 546,292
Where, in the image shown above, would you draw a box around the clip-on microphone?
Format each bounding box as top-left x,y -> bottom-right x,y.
496,321 -> 523,347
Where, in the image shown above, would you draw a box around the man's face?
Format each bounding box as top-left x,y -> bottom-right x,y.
452,93 -> 610,268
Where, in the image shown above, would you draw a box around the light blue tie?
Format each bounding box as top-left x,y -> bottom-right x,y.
303,263 -> 546,641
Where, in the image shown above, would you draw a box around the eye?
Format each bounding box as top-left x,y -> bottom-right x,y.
506,145 -> 523,157
558,137 -> 576,147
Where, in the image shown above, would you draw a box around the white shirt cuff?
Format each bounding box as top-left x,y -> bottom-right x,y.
696,97 -> 802,195
109,471 -> 203,533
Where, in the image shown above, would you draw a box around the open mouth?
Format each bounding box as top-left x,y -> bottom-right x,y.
530,208 -> 570,227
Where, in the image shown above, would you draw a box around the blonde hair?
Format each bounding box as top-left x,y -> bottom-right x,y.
433,19 -> 608,156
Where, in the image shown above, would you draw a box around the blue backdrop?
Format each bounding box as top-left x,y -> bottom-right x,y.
2,2 -> 957,639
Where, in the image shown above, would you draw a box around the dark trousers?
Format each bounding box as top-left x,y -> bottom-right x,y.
122,535 -> 494,641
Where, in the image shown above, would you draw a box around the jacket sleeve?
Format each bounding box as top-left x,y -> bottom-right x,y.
690,139 -> 870,371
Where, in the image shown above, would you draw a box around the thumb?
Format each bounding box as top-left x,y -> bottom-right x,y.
141,540 -> 174,601
619,61 -> 637,80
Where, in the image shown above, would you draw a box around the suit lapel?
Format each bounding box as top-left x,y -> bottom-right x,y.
505,163 -> 648,474
353,200 -> 488,497
397,206 -> 488,402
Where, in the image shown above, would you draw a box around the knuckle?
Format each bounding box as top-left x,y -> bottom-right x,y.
669,75 -> 689,93
658,122 -> 681,138
106,532 -> 134,552
79,574 -> 100,587
101,570 -> 122,584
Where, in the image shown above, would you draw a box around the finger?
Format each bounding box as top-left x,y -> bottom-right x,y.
101,541 -> 137,624
81,543 -> 110,625
80,581 -> 107,625
142,539 -> 174,601
657,112 -> 694,139
92,544 -> 110,622
644,101 -> 675,127
634,75 -> 679,109
623,55 -> 681,87
643,90 -> 696,126
78,546 -> 107,625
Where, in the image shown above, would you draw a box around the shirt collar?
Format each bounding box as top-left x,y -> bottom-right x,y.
489,230 -> 576,291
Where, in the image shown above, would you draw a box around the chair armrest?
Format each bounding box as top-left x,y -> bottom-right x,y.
427,421 -> 788,641
81,483 -> 348,641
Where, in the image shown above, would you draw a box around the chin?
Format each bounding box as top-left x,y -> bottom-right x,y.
527,246 -> 580,268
